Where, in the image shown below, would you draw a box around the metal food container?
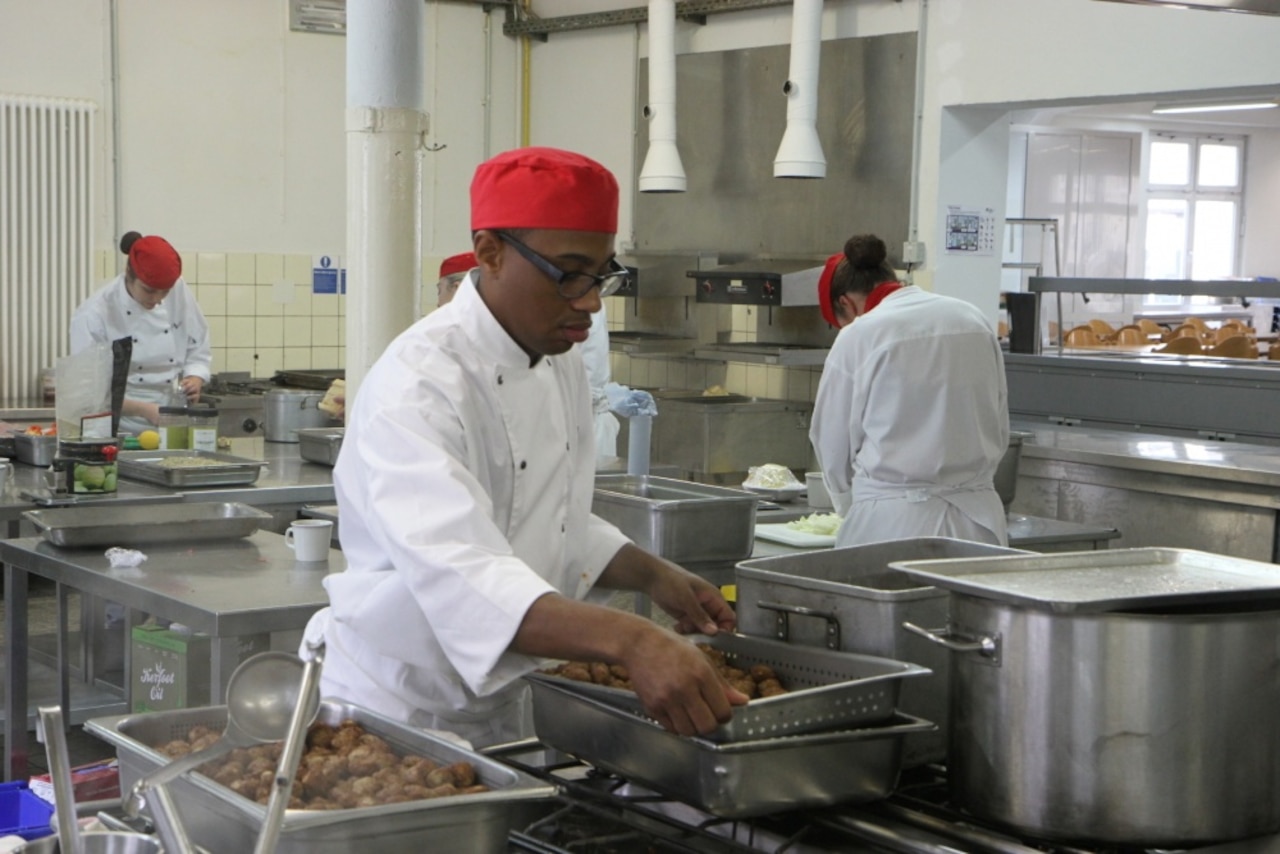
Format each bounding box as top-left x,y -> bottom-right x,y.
23,502 -> 272,548
117,450 -> 266,488
648,394 -> 814,484
296,427 -> 344,466
994,430 -> 1034,508
528,676 -> 932,818
14,434 -> 57,466
85,700 -> 557,854
592,475 -> 757,563
528,632 -> 928,742
735,538 -> 1031,766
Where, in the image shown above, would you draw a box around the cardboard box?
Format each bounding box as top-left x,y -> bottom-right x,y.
130,626 -> 270,713
29,760 -> 120,806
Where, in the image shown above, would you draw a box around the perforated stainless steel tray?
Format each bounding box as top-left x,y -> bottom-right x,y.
528,676 -> 932,818
86,700 -> 556,854
526,632 -> 928,742
890,547 -> 1280,614
117,450 -> 266,487
23,502 -> 271,547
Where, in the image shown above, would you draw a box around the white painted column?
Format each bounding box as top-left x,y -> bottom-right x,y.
345,0 -> 427,399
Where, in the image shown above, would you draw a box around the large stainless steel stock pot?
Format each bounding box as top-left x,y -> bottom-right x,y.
896,548 -> 1280,846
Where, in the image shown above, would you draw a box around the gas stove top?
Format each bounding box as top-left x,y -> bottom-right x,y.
492,741 -> 1280,854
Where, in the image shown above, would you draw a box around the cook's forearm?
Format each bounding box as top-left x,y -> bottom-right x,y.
511,591 -> 657,664
596,543 -> 668,594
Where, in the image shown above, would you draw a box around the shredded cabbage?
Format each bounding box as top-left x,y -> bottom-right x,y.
785,513 -> 841,536
743,463 -> 801,490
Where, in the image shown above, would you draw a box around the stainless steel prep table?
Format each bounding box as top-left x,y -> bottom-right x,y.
1,530 -> 337,781
1011,422 -> 1280,560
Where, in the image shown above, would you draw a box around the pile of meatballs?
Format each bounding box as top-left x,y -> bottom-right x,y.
546,643 -> 790,699
156,719 -> 489,810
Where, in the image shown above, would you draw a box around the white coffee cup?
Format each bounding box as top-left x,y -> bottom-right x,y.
0,457 -> 12,495
286,519 -> 333,562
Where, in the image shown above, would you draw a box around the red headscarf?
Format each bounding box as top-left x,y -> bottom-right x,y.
129,236 -> 182,289
471,147 -> 619,234
439,252 -> 477,278
817,252 -> 845,328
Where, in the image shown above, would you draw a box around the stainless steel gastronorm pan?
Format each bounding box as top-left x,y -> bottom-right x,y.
23,502 -> 272,548
591,474 -> 758,563
527,632 -> 928,742
295,427 -> 344,466
14,433 -> 57,466
86,700 -> 557,854
529,676 -> 933,818
117,450 -> 266,488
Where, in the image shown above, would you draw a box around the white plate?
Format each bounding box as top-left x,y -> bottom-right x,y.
754,523 -> 837,548
741,483 -> 809,502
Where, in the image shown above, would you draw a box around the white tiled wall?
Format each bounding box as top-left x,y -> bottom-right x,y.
99,249 -> 348,377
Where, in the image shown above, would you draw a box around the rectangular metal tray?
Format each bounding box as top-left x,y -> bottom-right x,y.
890,547 -> 1280,614
592,475 -> 758,563
526,632 -> 928,743
23,502 -> 272,548
13,433 -> 57,466
296,427 -> 344,466
117,450 -> 266,488
85,700 -> 556,854
528,676 -> 932,818
735,538 -> 1030,766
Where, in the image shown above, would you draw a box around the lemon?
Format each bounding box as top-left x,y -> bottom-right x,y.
138,430 -> 161,451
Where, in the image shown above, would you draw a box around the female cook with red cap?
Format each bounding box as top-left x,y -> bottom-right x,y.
434,251 -> 477,308
808,234 -> 1010,548
70,231 -> 211,435
303,147 -> 743,748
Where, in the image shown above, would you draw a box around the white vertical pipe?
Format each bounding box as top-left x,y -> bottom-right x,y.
345,0 -> 427,402
773,0 -> 826,178
638,0 -> 686,193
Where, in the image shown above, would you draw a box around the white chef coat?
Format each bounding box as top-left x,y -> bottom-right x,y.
809,286 -> 1009,548
304,271 -> 631,748
583,303 -> 620,462
69,274 -> 212,435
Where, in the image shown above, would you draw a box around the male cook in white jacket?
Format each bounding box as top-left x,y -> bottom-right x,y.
809,234 -> 1009,549
305,147 -> 744,748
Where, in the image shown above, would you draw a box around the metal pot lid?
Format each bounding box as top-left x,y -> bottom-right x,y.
890,547 -> 1280,614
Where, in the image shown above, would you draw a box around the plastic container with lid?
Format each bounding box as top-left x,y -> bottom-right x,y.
189,405 -> 219,452
157,406 -> 190,450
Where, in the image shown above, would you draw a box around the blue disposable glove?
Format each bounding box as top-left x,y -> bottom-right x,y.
605,382 -> 658,417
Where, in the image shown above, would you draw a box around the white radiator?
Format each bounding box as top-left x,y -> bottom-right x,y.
0,94 -> 95,403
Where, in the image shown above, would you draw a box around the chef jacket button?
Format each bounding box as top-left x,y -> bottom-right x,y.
560,524 -> 566,533
133,337 -> 139,343
565,443 -> 570,451
497,375 -> 504,385
519,460 -> 527,470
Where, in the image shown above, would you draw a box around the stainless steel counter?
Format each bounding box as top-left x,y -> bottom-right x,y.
1,529 -> 338,781
1011,421 -> 1280,560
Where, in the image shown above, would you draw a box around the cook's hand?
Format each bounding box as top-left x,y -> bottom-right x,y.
650,565 -> 737,636
180,376 -> 204,404
623,631 -> 748,736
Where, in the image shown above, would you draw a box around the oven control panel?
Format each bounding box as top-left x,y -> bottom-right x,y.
688,271 -> 783,306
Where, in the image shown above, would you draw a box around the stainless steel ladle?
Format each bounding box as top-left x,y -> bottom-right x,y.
125,651 -> 320,815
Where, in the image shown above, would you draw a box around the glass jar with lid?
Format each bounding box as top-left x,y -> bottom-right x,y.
189,405 -> 219,452
157,406 -> 190,450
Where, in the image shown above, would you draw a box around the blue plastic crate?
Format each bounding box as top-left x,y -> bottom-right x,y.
0,781 -> 54,840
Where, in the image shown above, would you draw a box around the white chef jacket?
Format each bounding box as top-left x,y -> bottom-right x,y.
809,286 -> 1009,548
304,271 -> 631,748
583,304 -> 620,462
69,274 -> 212,435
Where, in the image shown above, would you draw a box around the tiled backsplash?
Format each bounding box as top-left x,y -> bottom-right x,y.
95,252 -> 825,403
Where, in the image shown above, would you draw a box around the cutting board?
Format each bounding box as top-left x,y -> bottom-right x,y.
754,523 -> 837,548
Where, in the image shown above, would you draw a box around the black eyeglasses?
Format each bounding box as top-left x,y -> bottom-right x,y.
495,231 -> 630,299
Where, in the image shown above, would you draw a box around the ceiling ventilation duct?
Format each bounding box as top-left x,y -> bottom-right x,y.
773,0 -> 826,178
1094,0 -> 1280,15
639,0 -> 687,192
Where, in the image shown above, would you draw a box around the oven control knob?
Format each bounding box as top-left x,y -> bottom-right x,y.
701,279 -> 713,295
762,282 -> 776,298
242,417 -> 260,434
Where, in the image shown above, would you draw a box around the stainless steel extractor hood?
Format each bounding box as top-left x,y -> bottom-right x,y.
1095,0 -> 1280,15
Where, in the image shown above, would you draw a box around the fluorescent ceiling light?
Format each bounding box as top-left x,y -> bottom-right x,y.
1153,101 -> 1278,114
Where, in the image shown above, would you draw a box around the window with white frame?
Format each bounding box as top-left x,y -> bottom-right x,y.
1143,133 -> 1245,305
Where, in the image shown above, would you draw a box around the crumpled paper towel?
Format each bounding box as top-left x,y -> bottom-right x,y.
605,382 -> 658,417
105,547 -> 147,568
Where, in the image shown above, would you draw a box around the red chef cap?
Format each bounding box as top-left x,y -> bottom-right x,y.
129,236 -> 182,290
817,252 -> 845,328
439,252 -> 477,279
471,147 -> 618,234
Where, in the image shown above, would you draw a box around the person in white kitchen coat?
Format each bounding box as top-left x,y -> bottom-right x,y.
70,231 -> 211,435
809,234 -> 1009,548
303,146 -> 744,748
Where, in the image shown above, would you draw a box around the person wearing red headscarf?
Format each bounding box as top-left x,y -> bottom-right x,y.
434,251 -> 477,308
70,231 -> 212,435
304,147 -> 742,748
809,234 -> 1009,548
